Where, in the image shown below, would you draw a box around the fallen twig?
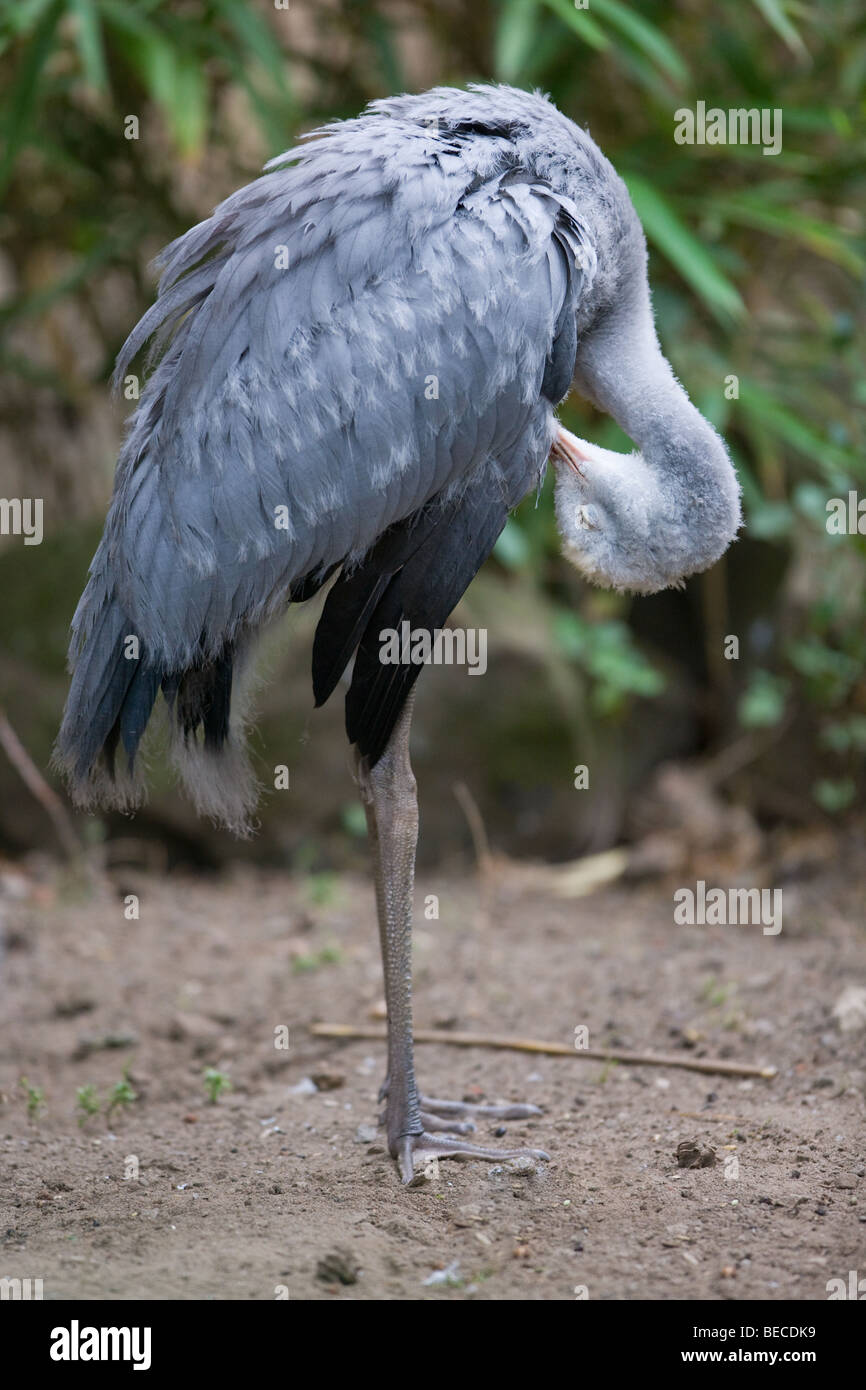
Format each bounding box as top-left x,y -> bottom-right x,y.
0,707 -> 80,862
310,1023 -> 777,1080
452,779 -> 493,927
673,1110 -> 747,1124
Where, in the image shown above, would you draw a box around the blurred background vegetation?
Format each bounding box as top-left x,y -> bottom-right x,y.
0,0 -> 863,872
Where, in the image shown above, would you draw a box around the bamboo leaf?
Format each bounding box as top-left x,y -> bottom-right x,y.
0,0 -> 63,195
750,0 -> 808,57
495,0 -> 540,82
738,381 -> 854,475
623,173 -> 745,324
538,0 -> 609,53
69,0 -> 109,92
210,0 -> 287,90
591,0 -> 689,85
161,50 -> 209,158
707,193 -> 864,276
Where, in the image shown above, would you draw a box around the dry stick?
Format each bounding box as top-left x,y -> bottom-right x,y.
452,779 -> 493,927
674,1111 -> 745,1124
311,1023 -> 777,1080
0,707 -> 81,863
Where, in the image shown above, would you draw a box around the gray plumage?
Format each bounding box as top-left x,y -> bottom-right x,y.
55,83 -> 740,833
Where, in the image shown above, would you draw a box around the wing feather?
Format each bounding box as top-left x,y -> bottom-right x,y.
81,107 -> 595,679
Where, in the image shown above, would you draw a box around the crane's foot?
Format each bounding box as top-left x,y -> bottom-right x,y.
379,1087 -> 549,1182
392,1129 -> 550,1184
419,1094 -> 542,1134
378,1078 -> 542,1135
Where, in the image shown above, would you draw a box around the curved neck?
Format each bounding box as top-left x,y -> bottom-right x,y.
574,290 -> 739,505
561,288 -> 742,590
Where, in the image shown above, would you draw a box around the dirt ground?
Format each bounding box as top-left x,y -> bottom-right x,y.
1,851 -> 865,1302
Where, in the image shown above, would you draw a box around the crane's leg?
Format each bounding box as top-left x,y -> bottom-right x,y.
356,691 -> 550,1183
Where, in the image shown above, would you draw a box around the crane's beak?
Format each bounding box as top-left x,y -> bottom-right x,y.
549,426 -> 587,475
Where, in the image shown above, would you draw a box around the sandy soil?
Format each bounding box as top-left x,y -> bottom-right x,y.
1,855 -> 864,1301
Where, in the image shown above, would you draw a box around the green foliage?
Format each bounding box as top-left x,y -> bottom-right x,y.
738,669 -> 788,728
75,1082 -> 100,1124
74,1067 -> 138,1125
202,1067 -> 231,1104
106,1064 -> 138,1117
0,0 -> 294,185
291,943 -> 343,974
19,1075 -> 46,1119
553,611 -> 665,715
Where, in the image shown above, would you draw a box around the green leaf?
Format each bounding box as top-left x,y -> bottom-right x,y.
164,51 -> 208,158
495,0 -> 540,83
738,381 -> 852,474
738,670 -> 788,728
70,0 -> 109,92
591,0 -> 689,86
116,27 -> 209,158
538,0 -> 609,53
708,194 -> 864,277
750,0 -> 808,57
623,173 -> 745,325
0,0 -> 63,195
0,0 -> 56,40
812,778 -> 856,814
211,0 -> 288,91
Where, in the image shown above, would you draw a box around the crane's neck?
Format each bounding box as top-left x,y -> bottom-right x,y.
558,288 -> 741,594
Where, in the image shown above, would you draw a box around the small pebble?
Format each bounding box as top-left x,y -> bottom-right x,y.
288,1077 -> 318,1097
311,1070 -> 344,1092
508,1156 -> 537,1175
422,1261 -> 461,1287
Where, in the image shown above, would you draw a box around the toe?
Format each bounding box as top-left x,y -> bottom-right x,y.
395,1131 -> 550,1183
419,1095 -> 542,1121
419,1110 -> 476,1134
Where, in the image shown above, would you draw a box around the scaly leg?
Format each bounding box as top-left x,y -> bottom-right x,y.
356,691 -> 549,1182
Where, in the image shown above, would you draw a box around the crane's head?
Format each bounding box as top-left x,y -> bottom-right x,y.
551,406 -> 740,597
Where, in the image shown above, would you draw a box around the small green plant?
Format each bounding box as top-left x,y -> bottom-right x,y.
106,1066 -> 138,1119
305,871 -> 339,906
203,1068 -> 232,1104
19,1077 -> 45,1120
291,943 -> 343,974
75,1084 -> 101,1126
700,975 -> 734,1008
